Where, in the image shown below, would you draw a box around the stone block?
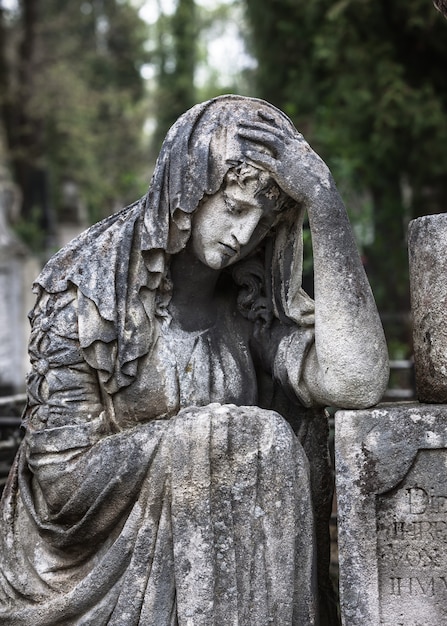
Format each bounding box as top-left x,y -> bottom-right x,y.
336,403 -> 447,626
408,214 -> 447,403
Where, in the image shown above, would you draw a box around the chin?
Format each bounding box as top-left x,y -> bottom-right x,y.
204,254 -> 234,270
199,256 -> 223,270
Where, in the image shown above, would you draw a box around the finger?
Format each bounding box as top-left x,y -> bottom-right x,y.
249,115 -> 307,145
237,129 -> 281,156
239,120 -> 285,140
257,110 -> 277,124
256,110 -> 306,141
238,127 -> 279,142
243,149 -> 276,171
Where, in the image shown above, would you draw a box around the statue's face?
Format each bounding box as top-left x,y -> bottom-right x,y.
191,174 -> 278,270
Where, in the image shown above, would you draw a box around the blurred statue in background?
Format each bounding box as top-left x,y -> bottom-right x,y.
0,95 -> 388,625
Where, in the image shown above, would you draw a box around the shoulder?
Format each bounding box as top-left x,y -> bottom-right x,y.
35,198 -> 145,295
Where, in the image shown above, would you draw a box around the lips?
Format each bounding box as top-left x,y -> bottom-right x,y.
219,242 -> 239,257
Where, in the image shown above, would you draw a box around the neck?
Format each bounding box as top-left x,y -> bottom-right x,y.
169,244 -> 221,331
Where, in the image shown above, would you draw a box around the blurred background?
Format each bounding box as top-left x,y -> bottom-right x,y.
0,0 -> 446,398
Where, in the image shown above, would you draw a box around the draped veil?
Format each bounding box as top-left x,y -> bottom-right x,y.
33,95 -> 314,396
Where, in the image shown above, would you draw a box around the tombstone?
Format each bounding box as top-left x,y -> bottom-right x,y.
408,214 -> 447,403
336,213 -> 447,625
337,10 -> 447,616
336,403 -> 447,625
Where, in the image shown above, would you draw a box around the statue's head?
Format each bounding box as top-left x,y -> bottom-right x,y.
142,95 -> 299,269
140,95 -> 313,328
191,162 -> 292,270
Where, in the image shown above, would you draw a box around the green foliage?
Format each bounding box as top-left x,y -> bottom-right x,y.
150,0 -> 254,152
151,0 -> 198,151
0,0 -> 150,246
13,206 -> 46,254
244,0 -> 447,315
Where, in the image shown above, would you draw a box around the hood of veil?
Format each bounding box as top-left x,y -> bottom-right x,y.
142,94 -> 314,325
34,95 -> 314,394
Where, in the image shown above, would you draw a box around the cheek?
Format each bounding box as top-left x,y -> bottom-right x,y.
193,229 -> 207,258
191,222 -> 222,265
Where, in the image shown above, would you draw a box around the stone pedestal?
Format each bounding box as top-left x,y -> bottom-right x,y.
408,215 -> 447,402
336,403 -> 447,626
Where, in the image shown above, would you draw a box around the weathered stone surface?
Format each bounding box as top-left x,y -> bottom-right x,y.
408,214 -> 447,403
336,403 -> 447,626
0,95 -> 388,625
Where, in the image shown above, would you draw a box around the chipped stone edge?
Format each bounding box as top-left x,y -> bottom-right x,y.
335,402 -> 447,626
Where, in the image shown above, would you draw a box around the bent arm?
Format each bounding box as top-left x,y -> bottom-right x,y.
239,114 -> 389,408
301,182 -> 388,408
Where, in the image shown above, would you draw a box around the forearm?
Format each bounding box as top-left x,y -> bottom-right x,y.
237,114 -> 388,407
303,182 -> 389,407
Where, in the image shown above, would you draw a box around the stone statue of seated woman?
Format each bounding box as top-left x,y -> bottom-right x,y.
0,95 -> 388,625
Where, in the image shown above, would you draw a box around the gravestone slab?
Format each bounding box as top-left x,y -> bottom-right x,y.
336,403 -> 447,626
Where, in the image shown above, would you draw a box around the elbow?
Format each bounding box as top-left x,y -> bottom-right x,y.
303,340 -> 390,409
324,359 -> 390,409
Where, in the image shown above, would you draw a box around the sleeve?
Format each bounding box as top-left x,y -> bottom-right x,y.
20,287 -> 160,547
272,327 -> 316,408
25,286 -> 105,432
250,317 -> 316,408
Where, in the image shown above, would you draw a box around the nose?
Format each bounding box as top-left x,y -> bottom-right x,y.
231,211 -> 262,248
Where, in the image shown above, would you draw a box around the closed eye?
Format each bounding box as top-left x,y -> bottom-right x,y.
223,192 -> 241,215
